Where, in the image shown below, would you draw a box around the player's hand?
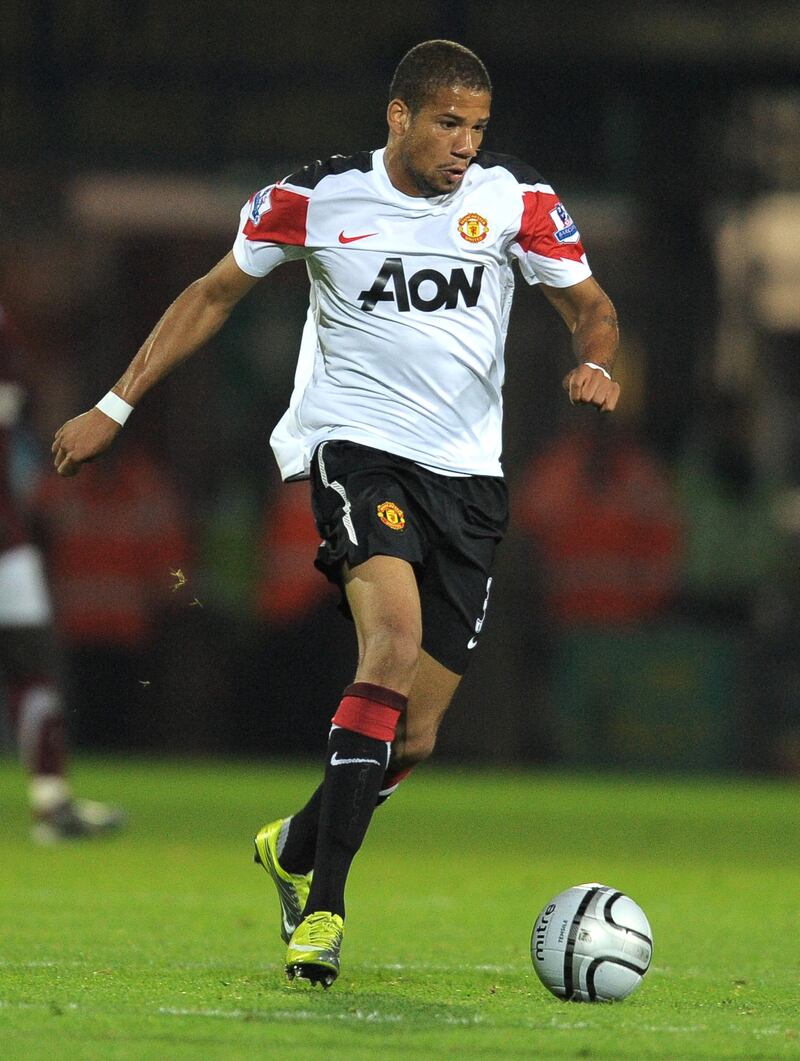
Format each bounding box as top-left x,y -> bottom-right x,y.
51,407 -> 122,477
562,363 -> 620,412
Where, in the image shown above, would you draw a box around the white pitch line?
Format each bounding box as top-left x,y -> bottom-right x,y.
0,1000 -> 79,1012
0,1001 -> 484,1028
1,999 -> 792,1039
157,1007 -> 491,1027
158,1007 -> 407,1025
0,960 -> 74,968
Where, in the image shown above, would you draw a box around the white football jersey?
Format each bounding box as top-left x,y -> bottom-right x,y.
232,147 -> 591,480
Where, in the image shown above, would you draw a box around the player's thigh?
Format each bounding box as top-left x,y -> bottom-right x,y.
343,554 -> 423,685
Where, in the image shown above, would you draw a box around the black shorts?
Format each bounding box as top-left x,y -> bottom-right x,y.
310,440 -> 508,675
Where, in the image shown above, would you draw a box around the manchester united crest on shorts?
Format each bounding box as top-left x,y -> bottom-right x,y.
377,501 -> 406,531
457,212 -> 489,243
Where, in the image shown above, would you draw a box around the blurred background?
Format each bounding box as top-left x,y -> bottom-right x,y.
2,0 -> 800,776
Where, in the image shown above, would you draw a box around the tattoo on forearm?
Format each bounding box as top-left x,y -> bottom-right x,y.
573,313 -> 618,374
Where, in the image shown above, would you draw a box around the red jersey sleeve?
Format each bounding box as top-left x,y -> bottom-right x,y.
509,183 -> 592,288
232,182 -> 310,278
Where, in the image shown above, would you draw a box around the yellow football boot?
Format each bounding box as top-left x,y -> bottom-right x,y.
253,818 -> 312,943
285,911 -> 344,988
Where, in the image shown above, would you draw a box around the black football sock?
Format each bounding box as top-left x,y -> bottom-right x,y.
299,679 -> 406,919
280,765 -> 413,873
279,784 -> 323,875
302,726 -> 390,920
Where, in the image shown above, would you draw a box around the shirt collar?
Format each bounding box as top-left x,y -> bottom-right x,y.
372,148 -> 464,210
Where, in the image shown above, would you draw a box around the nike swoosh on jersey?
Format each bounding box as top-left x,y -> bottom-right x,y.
330,751 -> 382,766
338,230 -> 378,244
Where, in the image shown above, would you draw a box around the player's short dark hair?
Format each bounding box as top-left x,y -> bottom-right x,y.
390,40 -> 492,114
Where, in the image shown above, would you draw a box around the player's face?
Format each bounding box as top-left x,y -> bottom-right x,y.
387,85 -> 491,197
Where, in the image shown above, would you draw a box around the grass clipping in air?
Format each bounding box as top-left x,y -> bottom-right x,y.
0,759 -> 798,1059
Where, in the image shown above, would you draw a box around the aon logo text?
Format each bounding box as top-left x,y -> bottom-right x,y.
359,257 -> 485,313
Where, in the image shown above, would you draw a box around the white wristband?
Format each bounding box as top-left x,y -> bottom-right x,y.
582,361 -> 612,381
95,391 -> 134,425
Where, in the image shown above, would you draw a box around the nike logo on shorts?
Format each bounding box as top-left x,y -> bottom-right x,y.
467,636 -> 478,650
330,751 -> 381,767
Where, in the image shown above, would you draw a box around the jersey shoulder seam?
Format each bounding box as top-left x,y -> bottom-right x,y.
472,151 -> 546,187
282,151 -> 374,191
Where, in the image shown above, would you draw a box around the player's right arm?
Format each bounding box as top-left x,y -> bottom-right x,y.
52,252 -> 258,477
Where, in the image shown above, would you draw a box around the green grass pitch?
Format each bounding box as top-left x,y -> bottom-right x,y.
0,757 -> 798,1059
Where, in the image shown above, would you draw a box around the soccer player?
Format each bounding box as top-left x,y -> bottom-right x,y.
0,306 -> 124,842
51,41 -> 619,984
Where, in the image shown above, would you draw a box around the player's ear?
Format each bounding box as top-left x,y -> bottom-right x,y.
387,98 -> 412,137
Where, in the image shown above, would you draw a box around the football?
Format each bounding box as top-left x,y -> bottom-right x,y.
531,883 -> 653,1002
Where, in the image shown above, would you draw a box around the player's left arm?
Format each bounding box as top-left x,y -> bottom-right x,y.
540,276 -> 620,412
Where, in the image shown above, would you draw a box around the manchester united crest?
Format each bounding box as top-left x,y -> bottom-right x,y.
457,212 -> 489,243
377,501 -> 406,531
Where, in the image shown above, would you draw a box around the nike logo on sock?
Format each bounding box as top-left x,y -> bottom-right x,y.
330,751 -> 381,767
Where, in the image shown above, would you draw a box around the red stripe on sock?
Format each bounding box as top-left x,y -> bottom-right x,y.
332,684 -> 407,742
343,682 -> 408,714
